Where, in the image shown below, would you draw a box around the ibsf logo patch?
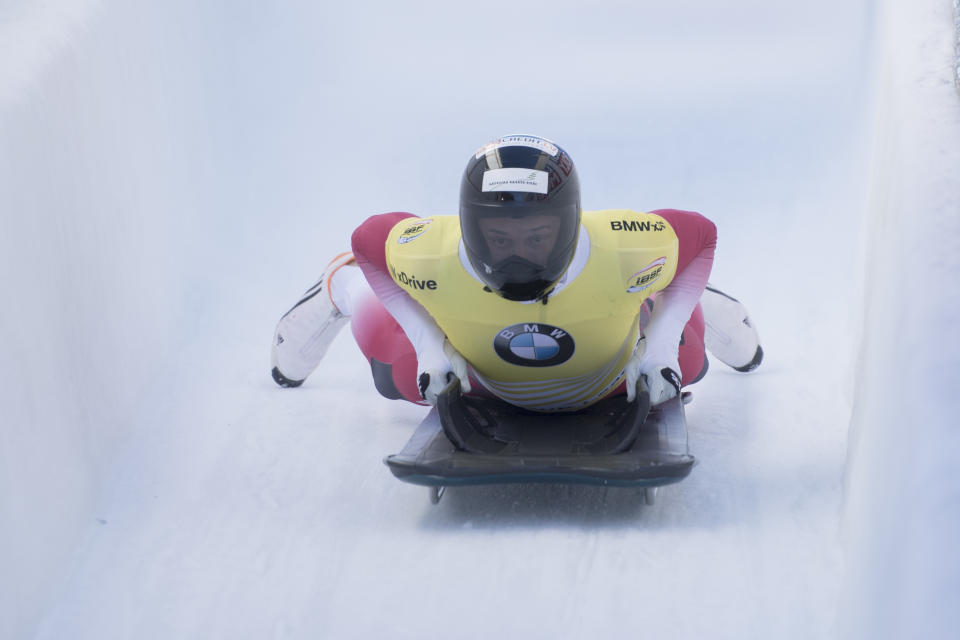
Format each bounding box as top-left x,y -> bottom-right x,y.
397,219 -> 432,244
493,323 -> 575,367
626,257 -> 667,293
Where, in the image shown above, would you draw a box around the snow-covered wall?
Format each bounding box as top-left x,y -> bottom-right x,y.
2,5 -> 352,637
842,1 -> 960,638
955,0 -> 960,87
0,3 -> 204,638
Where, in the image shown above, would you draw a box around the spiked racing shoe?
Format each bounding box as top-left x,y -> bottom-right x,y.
271,252 -> 355,387
700,284 -> 763,372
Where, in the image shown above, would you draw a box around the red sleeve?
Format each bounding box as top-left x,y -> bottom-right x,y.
350,212 -> 451,384
351,212 -> 417,277
634,209 -> 716,378
650,209 -> 717,274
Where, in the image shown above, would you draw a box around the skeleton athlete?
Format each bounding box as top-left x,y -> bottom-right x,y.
270,135 -> 762,411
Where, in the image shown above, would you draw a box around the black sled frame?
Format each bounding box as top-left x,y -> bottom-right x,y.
384,378 -> 696,491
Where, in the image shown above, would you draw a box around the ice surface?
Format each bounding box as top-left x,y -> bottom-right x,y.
0,1 -> 956,639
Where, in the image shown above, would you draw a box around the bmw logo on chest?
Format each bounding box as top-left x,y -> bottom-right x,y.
493,323 -> 576,367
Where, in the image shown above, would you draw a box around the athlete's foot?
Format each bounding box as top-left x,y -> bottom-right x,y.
700,284 -> 763,372
271,252 -> 356,386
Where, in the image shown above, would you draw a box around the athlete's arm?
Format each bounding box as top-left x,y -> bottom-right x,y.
351,213 -> 471,402
644,209 -> 716,354
628,209 -> 716,401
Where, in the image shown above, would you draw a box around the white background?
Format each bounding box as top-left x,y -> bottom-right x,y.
1,1 -> 957,638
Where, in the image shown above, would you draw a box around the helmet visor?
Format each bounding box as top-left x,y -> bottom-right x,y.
476,214 -> 563,269
461,201 -> 579,300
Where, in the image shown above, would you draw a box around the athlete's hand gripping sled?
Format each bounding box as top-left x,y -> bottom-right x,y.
384,377 -> 697,503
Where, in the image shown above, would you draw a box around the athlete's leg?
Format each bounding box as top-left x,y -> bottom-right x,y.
700,284 -> 763,372
350,212 -> 427,404
349,291 -> 424,404
678,303 -> 708,386
271,252 -> 356,387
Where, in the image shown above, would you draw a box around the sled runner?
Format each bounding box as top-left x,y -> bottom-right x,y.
384,378 -> 696,504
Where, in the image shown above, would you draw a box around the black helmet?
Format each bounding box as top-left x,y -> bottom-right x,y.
460,134 -> 581,302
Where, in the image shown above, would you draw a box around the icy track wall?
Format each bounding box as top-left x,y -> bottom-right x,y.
956,0 -> 960,87
842,1 -> 960,639
0,4 -> 214,638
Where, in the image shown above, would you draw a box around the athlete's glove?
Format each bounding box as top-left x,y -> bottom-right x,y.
625,353 -> 682,406
417,340 -> 471,405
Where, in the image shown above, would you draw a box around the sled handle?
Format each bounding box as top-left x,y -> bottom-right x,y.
582,377 -> 650,455
437,377 -> 509,454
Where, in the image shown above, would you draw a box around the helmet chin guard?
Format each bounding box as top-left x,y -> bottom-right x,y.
460,135 -> 581,301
